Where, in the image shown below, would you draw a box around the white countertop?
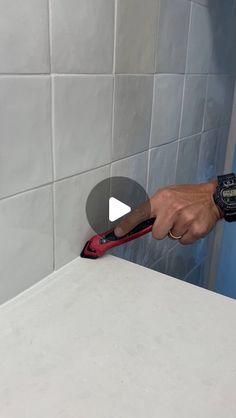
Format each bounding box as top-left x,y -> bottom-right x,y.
0,255 -> 236,418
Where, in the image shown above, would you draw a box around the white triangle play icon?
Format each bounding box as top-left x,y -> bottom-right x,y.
109,197 -> 131,222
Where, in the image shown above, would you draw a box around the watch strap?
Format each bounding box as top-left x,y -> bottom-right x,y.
225,211 -> 236,223
215,173 -> 236,223
217,173 -> 235,186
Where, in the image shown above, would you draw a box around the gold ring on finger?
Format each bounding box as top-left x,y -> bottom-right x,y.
168,229 -> 183,240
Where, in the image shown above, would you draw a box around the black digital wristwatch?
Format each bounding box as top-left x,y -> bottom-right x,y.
213,173 -> 236,222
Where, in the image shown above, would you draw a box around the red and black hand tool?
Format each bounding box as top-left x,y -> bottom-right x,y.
80,218 -> 155,259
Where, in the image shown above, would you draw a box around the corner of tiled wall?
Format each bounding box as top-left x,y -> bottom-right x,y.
0,0 -> 235,303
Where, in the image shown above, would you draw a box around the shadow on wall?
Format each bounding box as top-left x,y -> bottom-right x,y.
208,0 -> 236,74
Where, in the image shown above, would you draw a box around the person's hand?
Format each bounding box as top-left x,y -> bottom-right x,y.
114,181 -> 223,245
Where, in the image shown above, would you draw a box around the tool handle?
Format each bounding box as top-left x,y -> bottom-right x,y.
81,218 -> 156,259
101,218 -> 156,246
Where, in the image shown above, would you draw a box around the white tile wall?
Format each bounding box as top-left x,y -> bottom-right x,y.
53,75 -> 113,179
54,165 -> 110,269
0,186 -> 53,303
176,134 -> 201,184
180,75 -> 207,138
198,129 -> 218,182
111,152 -> 148,190
204,75 -> 225,130
0,77 -> 52,198
148,141 -> 178,196
156,0 -> 191,74
186,2 -> 213,74
0,0 -> 50,73
0,0 -> 235,302
150,75 -> 184,147
115,0 -> 158,74
51,0 -> 114,73
112,75 -> 153,161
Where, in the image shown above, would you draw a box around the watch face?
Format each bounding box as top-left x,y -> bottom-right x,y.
222,187 -> 236,205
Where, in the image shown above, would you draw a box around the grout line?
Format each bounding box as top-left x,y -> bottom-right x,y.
174,75 -> 187,181
50,77 -> 56,271
1,120 -> 229,204
47,0 -> 56,271
153,0 -> 161,74
112,0 -> 118,74
110,0 -> 117,180
54,162 -> 111,184
110,77 -> 116,174
202,74 -> 209,133
146,74 -> 156,193
47,0 -> 52,74
184,1 -> 193,75
0,182 -> 53,202
145,149 -> 152,197
174,0 -> 193,182
0,72 -> 233,77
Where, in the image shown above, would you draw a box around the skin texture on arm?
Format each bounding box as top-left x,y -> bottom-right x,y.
114,181 -> 223,245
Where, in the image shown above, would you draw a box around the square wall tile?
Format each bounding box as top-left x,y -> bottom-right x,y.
209,0 -> 234,74
53,76 -> 113,180
184,265 -> 203,287
204,75 -> 228,131
0,77 -> 52,198
112,76 -> 153,161
222,77 -> 235,126
0,186 -> 53,304
156,0 -> 191,74
110,234 -> 149,267
115,0 -> 158,73
180,75 -> 207,138
150,75 -> 184,147
0,0 -> 49,73
198,129 -> 218,183
54,165 -> 110,269
166,242 -> 200,280
110,152 -> 149,225
51,0 -> 114,73
186,2 -> 212,74
111,151 -> 148,190
216,126 -> 229,174
176,134 -> 201,184
150,256 -> 167,276
148,141 -> 178,196
193,0 -> 209,6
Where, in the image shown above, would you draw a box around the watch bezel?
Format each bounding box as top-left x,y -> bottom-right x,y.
214,174 -> 236,221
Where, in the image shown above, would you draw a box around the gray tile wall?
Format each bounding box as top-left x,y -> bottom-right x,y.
0,0 -> 235,303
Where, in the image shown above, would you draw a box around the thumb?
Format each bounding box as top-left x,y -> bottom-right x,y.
114,201 -> 151,237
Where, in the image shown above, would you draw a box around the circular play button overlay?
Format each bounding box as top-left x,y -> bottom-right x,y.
86,176 -> 151,235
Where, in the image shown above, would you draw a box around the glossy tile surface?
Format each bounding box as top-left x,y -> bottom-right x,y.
166,242 -> 200,279
53,76 -> 113,179
112,76 -> 153,161
186,3 -> 212,74
0,77 -> 52,198
51,0 -> 114,73
150,75 -> 184,147
198,129 -> 218,182
180,75 -> 207,138
156,0 -> 191,74
176,134 -> 201,184
115,0 -> 158,73
54,165 -> 110,269
0,0 -> 49,73
216,126 -> 229,174
148,141 -> 178,196
0,186 -> 53,304
204,75 -> 227,130
111,152 -> 148,190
